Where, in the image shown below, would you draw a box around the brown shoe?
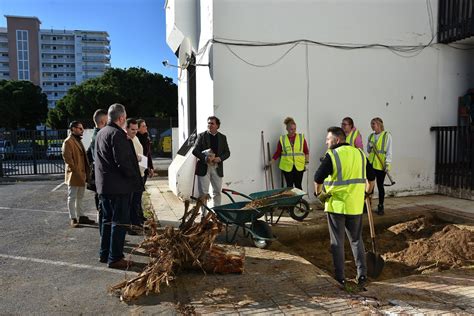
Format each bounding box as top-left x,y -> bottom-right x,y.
70,218 -> 78,228
78,216 -> 95,225
108,259 -> 132,269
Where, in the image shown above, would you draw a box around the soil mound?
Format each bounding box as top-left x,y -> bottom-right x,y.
385,222 -> 474,272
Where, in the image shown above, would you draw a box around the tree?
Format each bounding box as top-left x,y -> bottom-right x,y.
47,67 -> 178,128
0,80 -> 48,129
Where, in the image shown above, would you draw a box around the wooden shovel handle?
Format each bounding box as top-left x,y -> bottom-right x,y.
365,198 -> 378,253
366,198 -> 376,239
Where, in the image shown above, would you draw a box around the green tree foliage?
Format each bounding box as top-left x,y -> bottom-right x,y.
47,67 -> 178,128
0,80 -> 48,129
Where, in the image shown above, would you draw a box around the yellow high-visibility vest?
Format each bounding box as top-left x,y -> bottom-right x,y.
324,145 -> 366,215
279,133 -> 305,172
368,131 -> 388,171
347,129 -> 360,147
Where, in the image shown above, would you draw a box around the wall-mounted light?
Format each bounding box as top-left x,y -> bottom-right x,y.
162,59 -> 209,69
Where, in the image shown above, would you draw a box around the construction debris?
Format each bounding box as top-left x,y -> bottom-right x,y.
109,198 -> 245,302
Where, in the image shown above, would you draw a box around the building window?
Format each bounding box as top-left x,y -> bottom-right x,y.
16,30 -> 29,80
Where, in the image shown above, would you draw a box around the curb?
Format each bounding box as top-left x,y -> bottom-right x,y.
0,174 -> 63,183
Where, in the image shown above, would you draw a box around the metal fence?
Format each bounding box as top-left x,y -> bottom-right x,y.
438,0 -> 474,44
1,117 -> 178,177
0,129 -> 68,176
73,116 -> 178,157
430,126 -> 474,190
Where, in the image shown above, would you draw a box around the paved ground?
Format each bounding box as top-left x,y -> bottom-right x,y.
1,176 -> 473,315
0,179 -> 174,314
148,177 -> 474,315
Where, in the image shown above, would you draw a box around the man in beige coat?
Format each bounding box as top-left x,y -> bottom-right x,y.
62,121 -> 94,227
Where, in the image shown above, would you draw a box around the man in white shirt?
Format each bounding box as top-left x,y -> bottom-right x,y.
126,118 -> 146,230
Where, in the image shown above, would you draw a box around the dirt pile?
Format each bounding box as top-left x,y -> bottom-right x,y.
385,217 -> 474,273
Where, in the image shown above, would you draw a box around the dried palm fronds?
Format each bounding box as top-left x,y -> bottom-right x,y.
242,188 -> 296,209
109,198 -> 245,302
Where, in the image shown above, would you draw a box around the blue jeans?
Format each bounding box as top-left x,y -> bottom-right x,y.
99,194 -> 131,263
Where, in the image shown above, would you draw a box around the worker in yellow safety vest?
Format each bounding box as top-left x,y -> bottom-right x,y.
367,117 -> 392,216
314,126 -> 375,288
268,117 -> 309,189
341,117 -> 364,149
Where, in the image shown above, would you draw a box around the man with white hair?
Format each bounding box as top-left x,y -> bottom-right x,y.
94,103 -> 143,269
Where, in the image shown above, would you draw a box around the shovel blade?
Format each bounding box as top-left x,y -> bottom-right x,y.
366,251 -> 385,278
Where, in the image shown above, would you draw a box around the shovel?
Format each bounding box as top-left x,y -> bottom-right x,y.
368,141 -> 395,186
365,198 -> 385,278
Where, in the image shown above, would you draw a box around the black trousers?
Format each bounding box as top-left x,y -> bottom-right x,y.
282,166 -> 304,189
327,212 -> 366,281
374,169 -> 386,206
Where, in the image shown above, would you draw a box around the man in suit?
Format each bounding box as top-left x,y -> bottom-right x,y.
62,121 -> 95,227
192,116 -> 231,209
95,104 -> 143,269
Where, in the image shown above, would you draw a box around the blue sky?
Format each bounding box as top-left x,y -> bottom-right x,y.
0,0 -> 178,83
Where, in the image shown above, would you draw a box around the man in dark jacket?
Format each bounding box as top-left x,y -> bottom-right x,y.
95,103 -> 143,269
136,119 -> 154,182
192,116 -> 230,209
86,108 -> 107,234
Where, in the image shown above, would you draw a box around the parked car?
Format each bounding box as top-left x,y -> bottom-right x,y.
14,141 -> 35,159
46,142 -> 63,159
0,140 -> 13,160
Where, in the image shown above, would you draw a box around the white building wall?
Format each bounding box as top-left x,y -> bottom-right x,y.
167,0 -> 474,199
195,0 -> 214,134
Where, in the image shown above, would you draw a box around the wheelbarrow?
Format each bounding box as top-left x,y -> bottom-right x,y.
201,201 -> 276,249
222,187 -> 311,224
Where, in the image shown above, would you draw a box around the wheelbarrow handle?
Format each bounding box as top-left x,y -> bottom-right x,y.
222,188 -> 253,203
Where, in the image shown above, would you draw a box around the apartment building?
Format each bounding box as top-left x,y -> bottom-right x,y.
1,15 -> 110,108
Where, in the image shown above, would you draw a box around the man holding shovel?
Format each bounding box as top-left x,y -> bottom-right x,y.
314,126 -> 375,288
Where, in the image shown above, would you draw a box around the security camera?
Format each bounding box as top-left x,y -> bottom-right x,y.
162,60 -> 169,67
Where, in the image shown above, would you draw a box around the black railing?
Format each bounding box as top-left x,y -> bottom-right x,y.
430,126 -> 474,190
0,129 -> 68,176
438,0 -> 474,43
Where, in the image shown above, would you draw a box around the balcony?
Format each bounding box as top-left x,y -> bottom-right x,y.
82,46 -> 110,54
42,85 -> 70,92
40,39 -> 75,45
41,49 -> 75,55
81,36 -> 109,43
438,0 -> 474,43
42,76 -> 76,82
41,67 -> 76,73
41,58 -> 76,64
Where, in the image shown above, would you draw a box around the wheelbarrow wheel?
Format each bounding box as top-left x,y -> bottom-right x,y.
251,220 -> 273,249
253,238 -> 272,249
289,199 -> 310,221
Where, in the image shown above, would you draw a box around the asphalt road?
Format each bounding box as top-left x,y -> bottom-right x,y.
0,179 -> 176,314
